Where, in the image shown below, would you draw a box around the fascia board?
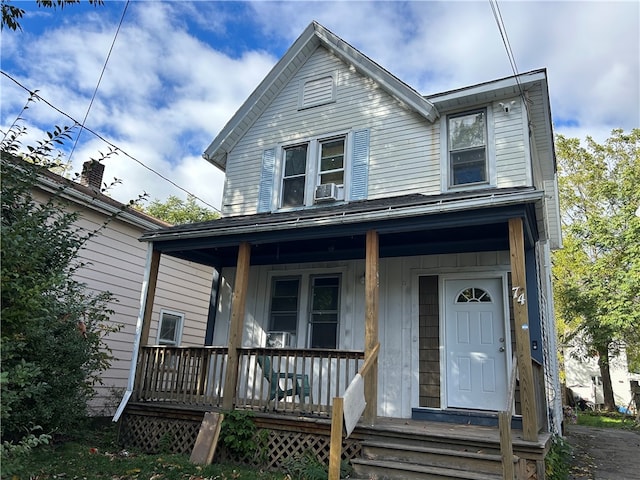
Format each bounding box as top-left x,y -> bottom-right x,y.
428,69 -> 547,105
141,190 -> 544,243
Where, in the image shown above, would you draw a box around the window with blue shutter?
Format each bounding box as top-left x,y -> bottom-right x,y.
258,147 -> 276,213
350,129 -> 370,201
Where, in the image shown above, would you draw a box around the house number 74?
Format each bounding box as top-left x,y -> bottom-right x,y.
512,286 -> 526,305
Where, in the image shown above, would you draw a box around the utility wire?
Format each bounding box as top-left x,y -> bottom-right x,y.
1,70 -> 221,213
489,0 -> 531,120
69,0 -> 130,162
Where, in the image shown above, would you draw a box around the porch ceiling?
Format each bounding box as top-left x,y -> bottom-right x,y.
145,190 -> 541,268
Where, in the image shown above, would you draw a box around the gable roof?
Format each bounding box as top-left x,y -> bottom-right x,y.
203,21 -> 439,171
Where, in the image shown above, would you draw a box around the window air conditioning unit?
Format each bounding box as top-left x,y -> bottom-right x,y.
266,331 -> 291,348
314,183 -> 339,202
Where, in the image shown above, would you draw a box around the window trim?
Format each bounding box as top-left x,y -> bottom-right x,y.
276,130 -> 351,210
440,107 -> 495,192
307,273 -> 342,349
156,309 -> 184,346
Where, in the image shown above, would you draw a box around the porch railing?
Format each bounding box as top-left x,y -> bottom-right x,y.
134,345 -> 364,416
135,346 -> 228,406
236,348 -> 364,414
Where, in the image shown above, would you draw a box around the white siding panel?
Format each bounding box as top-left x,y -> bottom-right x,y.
41,200 -> 214,415
492,99 -> 530,188
223,47 -> 438,215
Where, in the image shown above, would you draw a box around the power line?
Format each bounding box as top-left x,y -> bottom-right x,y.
69,0 -> 130,162
1,70 -> 221,213
488,0 -> 531,121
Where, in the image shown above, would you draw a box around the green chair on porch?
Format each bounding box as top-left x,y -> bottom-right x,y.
257,355 -> 311,402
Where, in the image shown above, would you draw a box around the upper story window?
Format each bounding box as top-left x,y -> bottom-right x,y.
157,310 -> 184,345
279,134 -> 347,208
257,129 -> 370,213
448,109 -> 488,187
282,145 -> 308,207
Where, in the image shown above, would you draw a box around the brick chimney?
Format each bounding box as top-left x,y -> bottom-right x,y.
80,160 -> 105,191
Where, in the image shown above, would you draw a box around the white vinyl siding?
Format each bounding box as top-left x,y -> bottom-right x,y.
33,194 -> 214,416
222,47 -> 438,216
493,98 -> 530,188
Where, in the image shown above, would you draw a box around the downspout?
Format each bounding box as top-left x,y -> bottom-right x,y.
113,243 -> 154,422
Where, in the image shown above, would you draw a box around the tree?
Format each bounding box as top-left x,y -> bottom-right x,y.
142,195 -> 219,225
1,0 -> 103,31
553,128 -> 640,410
1,121 -> 119,447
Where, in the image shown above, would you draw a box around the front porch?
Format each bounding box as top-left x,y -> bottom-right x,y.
119,344 -> 550,479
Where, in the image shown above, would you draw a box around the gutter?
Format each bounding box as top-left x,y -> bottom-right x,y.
141,190 -> 545,243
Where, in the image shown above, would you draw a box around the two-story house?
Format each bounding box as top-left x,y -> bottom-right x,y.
116,22 -> 562,480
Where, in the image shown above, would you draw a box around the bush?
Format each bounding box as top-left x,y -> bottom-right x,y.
1,120 -> 120,445
545,434 -> 572,480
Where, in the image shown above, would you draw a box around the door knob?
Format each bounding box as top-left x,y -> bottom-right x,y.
499,347 -> 505,352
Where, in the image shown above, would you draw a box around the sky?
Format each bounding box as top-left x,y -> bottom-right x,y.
1,1 -> 638,212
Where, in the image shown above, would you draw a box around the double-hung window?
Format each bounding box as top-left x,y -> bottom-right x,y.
308,275 -> 340,349
157,310 -> 184,346
279,135 -> 346,208
448,109 -> 488,187
282,145 -> 308,208
318,138 -> 345,186
268,277 -> 300,346
267,274 -> 341,349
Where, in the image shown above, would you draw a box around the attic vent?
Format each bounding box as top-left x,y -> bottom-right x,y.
299,74 -> 335,109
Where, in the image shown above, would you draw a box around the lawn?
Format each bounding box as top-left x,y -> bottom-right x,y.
576,410 -> 639,429
2,420 -> 287,480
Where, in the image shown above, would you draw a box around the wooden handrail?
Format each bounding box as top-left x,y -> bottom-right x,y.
328,342 -> 380,480
499,355 -> 519,480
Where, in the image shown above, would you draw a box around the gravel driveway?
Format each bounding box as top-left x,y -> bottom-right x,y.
564,424 -> 640,479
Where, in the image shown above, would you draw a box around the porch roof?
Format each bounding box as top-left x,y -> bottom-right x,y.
141,187 -> 543,267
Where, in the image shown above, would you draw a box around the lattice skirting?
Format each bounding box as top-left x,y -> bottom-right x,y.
119,411 -> 361,471
118,412 -> 201,455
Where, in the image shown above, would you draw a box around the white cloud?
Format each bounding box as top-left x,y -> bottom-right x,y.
2,0 -> 638,212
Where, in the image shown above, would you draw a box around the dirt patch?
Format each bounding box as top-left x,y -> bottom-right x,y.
564,424 -> 640,479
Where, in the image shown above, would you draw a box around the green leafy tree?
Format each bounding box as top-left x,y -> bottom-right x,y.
142,195 -> 219,225
1,121 -> 120,446
553,128 -> 640,410
1,0 -> 103,31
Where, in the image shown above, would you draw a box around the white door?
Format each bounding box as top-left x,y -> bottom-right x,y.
444,278 -> 508,411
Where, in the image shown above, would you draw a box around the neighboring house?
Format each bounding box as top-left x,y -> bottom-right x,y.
116,22 -> 562,479
564,340 -> 636,410
31,160 -> 214,416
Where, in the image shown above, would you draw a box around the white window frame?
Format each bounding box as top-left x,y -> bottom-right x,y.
440,107 -> 496,192
156,309 -> 184,346
276,130 -> 351,209
307,274 -> 342,349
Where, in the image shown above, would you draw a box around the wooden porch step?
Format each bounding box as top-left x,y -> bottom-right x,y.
350,458 -> 501,480
361,440 -> 512,475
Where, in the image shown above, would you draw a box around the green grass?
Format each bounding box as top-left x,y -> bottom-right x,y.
2,420 -> 287,480
577,411 -> 639,429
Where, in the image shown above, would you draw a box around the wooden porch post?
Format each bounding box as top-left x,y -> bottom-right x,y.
508,218 -> 538,441
363,230 -> 379,424
222,242 -> 251,411
139,248 -> 161,347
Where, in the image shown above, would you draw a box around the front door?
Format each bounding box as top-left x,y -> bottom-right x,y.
444,277 -> 508,411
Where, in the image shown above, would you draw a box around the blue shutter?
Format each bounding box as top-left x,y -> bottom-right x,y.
258,147 -> 276,213
350,129 -> 370,201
